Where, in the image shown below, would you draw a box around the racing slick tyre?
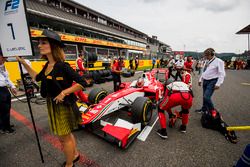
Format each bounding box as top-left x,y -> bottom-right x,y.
87,52 -> 93,62
105,75 -> 113,81
87,53 -> 98,62
88,88 -> 108,104
103,70 -> 109,77
131,97 -> 153,126
93,71 -> 106,84
98,70 -> 105,77
106,69 -> 112,76
88,71 -> 94,78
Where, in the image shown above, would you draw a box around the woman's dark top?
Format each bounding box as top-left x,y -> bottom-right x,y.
36,61 -> 86,103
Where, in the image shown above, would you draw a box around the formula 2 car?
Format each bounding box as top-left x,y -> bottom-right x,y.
78,69 -> 169,148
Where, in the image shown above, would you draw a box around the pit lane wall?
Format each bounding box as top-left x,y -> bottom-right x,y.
5,60 -> 154,84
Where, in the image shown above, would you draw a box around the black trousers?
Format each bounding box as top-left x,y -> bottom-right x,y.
175,70 -> 182,81
135,64 -> 138,70
0,87 -> 11,130
152,64 -> 155,69
168,67 -> 175,79
112,73 -> 121,92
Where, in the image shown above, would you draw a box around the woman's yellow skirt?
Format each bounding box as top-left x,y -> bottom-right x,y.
46,98 -> 80,136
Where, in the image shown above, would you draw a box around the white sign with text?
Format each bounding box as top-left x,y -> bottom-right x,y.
0,0 -> 32,57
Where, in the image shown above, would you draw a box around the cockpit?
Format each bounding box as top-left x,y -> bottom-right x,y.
130,73 -> 151,88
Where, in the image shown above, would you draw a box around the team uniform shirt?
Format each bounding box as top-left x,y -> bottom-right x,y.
167,59 -> 175,68
112,61 -> 121,73
160,81 -> 193,112
199,57 -> 225,87
182,71 -> 192,88
166,81 -> 190,92
75,57 -> 85,71
184,61 -> 193,72
0,64 -> 16,88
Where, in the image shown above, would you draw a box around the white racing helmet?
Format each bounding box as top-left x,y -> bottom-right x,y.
136,77 -> 144,88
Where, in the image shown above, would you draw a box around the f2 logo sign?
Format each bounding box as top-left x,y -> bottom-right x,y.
5,0 -> 20,12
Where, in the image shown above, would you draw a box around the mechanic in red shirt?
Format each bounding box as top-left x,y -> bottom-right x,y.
111,57 -> 122,92
184,56 -> 193,73
75,53 -> 86,75
181,56 -> 193,88
157,80 -> 193,139
181,69 -> 192,89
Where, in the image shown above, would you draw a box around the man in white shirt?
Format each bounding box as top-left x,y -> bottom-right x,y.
167,56 -> 175,79
174,55 -> 184,81
195,48 -> 225,114
0,49 -> 17,133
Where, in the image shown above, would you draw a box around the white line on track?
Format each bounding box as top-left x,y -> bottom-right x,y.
137,117 -> 159,142
135,71 -> 143,74
241,82 -> 250,86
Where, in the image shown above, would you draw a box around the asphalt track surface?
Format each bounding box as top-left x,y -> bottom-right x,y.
1,70 -> 250,167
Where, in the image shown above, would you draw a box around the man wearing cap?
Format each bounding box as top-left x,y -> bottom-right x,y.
195,48 -> 226,115
167,56 -> 175,79
0,47 -> 17,133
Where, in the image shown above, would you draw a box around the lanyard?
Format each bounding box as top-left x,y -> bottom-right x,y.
203,57 -> 216,72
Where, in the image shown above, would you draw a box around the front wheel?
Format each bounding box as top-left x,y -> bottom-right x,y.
88,88 -> 108,104
131,97 -> 153,126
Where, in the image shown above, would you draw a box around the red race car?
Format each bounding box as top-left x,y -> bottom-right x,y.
79,69 -> 169,148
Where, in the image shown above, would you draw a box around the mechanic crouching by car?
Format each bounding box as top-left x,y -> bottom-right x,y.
157,79 -> 193,139
111,57 -> 123,92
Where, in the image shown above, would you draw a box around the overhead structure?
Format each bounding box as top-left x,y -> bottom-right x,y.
236,24 -> 250,52
23,0 -> 171,60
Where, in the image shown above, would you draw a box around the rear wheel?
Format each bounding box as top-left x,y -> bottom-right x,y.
88,88 -> 108,104
131,97 -> 153,126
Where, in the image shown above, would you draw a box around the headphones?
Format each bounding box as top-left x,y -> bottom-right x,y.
205,48 -> 215,56
211,49 -> 215,56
